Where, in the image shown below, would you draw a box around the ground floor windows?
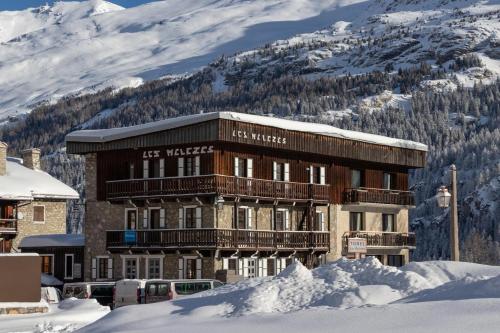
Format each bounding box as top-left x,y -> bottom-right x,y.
41,255 -> 54,275
223,257 -> 292,277
124,258 -> 138,279
146,257 -> 163,279
387,255 -> 404,267
92,257 -> 113,280
179,257 -> 202,279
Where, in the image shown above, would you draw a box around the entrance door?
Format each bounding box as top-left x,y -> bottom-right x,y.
185,259 -> 197,279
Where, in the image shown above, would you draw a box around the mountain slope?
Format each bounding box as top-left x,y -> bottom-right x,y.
0,0 -> 364,119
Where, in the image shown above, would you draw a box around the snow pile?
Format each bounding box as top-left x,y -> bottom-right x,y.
0,298 -> 110,333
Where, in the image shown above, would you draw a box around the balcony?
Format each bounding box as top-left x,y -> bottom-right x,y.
343,231 -> 416,249
106,175 -> 330,202
343,188 -> 415,206
0,219 -> 17,234
106,229 -> 330,251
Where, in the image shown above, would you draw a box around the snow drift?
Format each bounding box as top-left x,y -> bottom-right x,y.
78,258 -> 500,333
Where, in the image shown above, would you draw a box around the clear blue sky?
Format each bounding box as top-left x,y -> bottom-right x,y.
0,0 -> 160,11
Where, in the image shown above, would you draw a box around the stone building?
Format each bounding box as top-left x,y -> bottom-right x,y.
0,143 -> 79,259
65,112 -> 427,281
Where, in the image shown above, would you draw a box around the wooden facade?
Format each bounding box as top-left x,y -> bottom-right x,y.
67,112 -> 426,273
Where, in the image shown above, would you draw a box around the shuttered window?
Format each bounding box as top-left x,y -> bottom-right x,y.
33,205 -> 45,223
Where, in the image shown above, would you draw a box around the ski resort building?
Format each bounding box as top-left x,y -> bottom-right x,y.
66,112 -> 427,281
0,143 -> 79,253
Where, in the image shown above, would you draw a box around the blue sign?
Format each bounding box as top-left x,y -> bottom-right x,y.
125,230 -> 137,245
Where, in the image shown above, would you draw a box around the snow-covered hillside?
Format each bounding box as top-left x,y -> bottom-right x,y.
0,0 -> 364,119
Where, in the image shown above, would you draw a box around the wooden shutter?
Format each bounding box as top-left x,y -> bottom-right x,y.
284,163 -> 290,182
247,208 -> 252,229
320,167 -> 326,185
195,156 -> 200,176
238,259 -> 243,276
107,258 -> 113,279
143,209 -> 148,228
143,160 -> 149,179
160,209 -> 165,228
242,258 -> 248,278
195,207 -> 202,228
222,258 -> 229,270
284,210 -> 290,230
178,258 -> 184,279
178,208 -> 184,229
309,165 -> 314,183
177,157 -> 184,177
271,210 -> 275,230
247,159 -> 253,178
91,258 -> 97,279
320,212 -> 325,231
234,157 -> 239,176
159,158 -> 165,178
272,161 -> 277,180
262,259 -> 268,277
196,259 -> 202,279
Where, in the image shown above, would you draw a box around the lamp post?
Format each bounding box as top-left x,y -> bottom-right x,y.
436,165 -> 459,261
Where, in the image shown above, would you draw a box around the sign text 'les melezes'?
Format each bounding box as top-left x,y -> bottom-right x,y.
232,130 -> 287,145
143,145 -> 214,159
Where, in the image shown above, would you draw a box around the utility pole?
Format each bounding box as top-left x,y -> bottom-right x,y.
450,164 -> 459,261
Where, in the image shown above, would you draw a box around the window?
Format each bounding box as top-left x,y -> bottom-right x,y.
147,258 -> 162,279
185,208 -> 196,228
125,258 -> 138,279
143,159 -> 164,178
351,169 -> 363,188
126,209 -> 137,230
185,259 -> 197,279
382,214 -> 396,232
273,162 -> 289,181
383,173 -> 396,190
275,209 -> 289,231
387,255 -> 404,267
98,258 -> 108,279
178,156 -> 200,177
234,157 -> 253,177
349,212 -> 364,231
41,255 -> 53,275
315,211 -> 325,231
310,166 -> 326,185
149,209 -> 161,229
236,207 -> 252,229
65,254 -> 74,279
33,205 -> 45,223
174,282 -> 211,295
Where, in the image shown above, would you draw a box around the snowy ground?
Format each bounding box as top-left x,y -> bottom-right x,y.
2,258 -> 499,333
0,299 -> 109,333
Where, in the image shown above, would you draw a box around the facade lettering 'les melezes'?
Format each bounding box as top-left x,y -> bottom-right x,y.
66,112 -> 425,282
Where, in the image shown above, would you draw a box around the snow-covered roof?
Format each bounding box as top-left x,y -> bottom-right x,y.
66,112 -> 428,151
0,158 -> 79,200
19,234 -> 85,248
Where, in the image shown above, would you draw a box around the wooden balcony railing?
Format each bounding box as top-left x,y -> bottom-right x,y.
343,188 -> 415,206
0,219 -> 17,234
343,231 -> 416,249
106,229 -> 330,251
106,175 -> 330,202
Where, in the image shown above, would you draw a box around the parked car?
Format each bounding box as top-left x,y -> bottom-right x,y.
63,282 -> 115,308
114,279 -> 224,308
41,286 -> 62,304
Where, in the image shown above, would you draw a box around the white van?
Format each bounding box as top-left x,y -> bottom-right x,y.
114,279 -> 223,308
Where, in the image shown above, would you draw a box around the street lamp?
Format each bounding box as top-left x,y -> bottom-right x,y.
436,164 -> 459,261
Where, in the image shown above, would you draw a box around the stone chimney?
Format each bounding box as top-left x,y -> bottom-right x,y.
0,142 -> 7,176
22,148 -> 41,170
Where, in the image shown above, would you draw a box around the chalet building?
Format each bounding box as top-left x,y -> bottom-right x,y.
65,112 -> 427,281
0,142 -> 79,253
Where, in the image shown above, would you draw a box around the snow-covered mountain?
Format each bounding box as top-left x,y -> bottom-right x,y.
0,0 -> 364,119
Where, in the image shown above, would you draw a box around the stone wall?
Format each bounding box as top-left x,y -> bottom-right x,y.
13,200 -> 67,250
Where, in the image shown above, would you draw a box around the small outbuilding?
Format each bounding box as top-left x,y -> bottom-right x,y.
19,234 -> 85,285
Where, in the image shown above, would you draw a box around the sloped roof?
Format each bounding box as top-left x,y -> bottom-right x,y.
19,234 -> 84,248
0,158 -> 79,200
66,111 -> 428,151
